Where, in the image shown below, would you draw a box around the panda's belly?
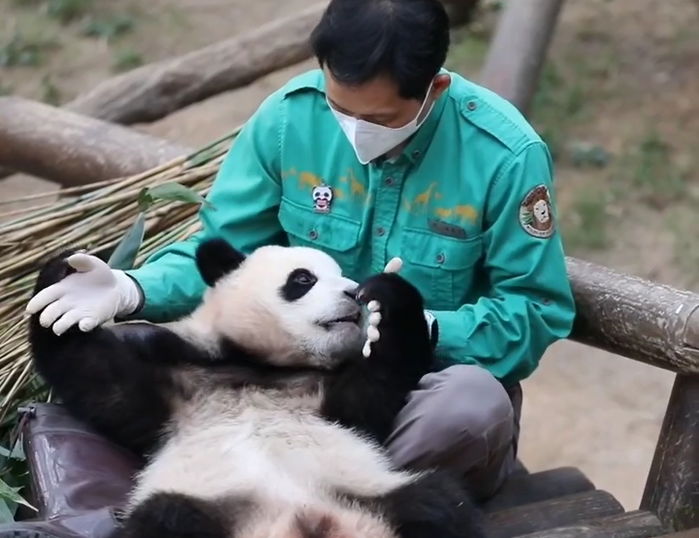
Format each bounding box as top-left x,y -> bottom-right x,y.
129,386 -> 414,509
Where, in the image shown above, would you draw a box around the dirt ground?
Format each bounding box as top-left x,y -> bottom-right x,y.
2,0 -> 698,511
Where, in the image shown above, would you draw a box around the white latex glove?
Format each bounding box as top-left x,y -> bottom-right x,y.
25,253 -> 142,336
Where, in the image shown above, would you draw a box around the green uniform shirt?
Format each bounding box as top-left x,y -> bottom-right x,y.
128,68 -> 575,386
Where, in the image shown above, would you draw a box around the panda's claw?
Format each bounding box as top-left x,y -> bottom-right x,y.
367,300 -> 381,313
362,340 -> 372,358
368,312 -> 382,325
367,325 -> 380,342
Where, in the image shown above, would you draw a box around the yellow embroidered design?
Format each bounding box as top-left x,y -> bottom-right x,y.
281,167 -> 298,180
348,169 -> 366,197
434,207 -> 453,219
299,172 -> 323,190
453,204 -> 478,222
413,182 -> 437,210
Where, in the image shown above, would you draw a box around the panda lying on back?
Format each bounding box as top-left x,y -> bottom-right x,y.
28,238 -> 484,538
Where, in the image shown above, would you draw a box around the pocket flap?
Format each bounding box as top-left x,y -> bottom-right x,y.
401,227 -> 482,270
279,198 -> 361,252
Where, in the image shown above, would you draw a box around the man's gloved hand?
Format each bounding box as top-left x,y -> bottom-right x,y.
25,253 -> 142,336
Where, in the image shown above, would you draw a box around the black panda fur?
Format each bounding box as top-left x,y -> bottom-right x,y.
27,238 -> 484,538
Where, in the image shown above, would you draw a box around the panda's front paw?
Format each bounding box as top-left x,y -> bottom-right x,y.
357,272 -> 425,359
357,273 -> 422,319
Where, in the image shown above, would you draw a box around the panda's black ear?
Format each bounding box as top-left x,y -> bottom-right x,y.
195,238 -> 246,286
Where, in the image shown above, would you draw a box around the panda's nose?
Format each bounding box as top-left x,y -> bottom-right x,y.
344,287 -> 358,301
341,278 -> 359,301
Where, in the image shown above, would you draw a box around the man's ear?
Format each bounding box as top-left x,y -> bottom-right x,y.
432,73 -> 451,100
195,238 -> 246,286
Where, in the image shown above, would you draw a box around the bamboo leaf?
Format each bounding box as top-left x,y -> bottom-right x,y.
0,477 -> 35,512
0,498 -> 15,524
143,182 -> 213,209
107,212 -> 145,270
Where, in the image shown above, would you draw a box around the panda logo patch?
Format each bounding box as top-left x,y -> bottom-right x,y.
519,184 -> 554,238
312,184 -> 333,214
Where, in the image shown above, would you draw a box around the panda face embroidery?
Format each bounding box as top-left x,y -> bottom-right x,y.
312,185 -> 333,214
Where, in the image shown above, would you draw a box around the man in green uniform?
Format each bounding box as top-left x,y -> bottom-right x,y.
27,0 -> 575,510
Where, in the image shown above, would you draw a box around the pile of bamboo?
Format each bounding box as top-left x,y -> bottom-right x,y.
0,130 -> 239,428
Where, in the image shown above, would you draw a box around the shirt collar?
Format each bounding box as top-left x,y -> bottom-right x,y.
400,82 -> 449,165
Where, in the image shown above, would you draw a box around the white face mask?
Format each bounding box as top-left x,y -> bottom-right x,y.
328,81 -> 436,165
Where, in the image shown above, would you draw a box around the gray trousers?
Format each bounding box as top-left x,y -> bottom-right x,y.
385,365 -> 522,500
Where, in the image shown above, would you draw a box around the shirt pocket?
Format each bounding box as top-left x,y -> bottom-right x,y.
400,227 -> 483,310
278,197 -> 362,276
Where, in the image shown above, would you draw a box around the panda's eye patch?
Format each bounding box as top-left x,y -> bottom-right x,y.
281,269 -> 318,301
292,270 -> 316,285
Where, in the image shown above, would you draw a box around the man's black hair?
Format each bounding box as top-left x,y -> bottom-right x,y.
310,0 -> 450,100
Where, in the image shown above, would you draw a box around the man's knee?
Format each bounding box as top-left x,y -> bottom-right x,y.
386,365 -> 515,470
420,365 -> 514,450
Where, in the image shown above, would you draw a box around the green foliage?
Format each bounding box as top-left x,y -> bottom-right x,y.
45,0 -> 93,24
138,183 -> 213,212
0,33 -> 55,68
0,443 -> 34,524
613,129 -> 688,209
107,213 -> 145,270
108,183 -> 214,270
667,205 -> 699,287
82,15 -> 135,42
562,189 -> 610,251
112,49 -> 143,72
40,74 -> 61,105
444,27 -> 489,75
530,63 -> 590,161
568,141 -> 612,169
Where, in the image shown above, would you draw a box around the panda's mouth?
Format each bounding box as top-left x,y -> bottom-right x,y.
318,311 -> 361,330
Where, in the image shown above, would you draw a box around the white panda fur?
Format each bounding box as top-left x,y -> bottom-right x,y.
28,238 -> 484,538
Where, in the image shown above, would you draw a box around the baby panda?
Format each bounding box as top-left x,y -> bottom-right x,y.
28,238 -> 484,538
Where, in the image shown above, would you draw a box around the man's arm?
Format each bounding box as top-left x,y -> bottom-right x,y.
430,141 -> 576,385
126,91 -> 287,322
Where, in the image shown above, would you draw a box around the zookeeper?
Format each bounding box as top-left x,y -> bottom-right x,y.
27,0 -> 576,500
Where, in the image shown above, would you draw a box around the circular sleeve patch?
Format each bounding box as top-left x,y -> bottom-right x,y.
519,184 -> 555,238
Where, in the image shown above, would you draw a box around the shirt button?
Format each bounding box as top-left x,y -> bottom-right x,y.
412,150 -> 421,159
309,229 -> 318,240
467,100 -> 477,111
384,177 -> 394,186
436,252 -> 445,264
376,227 -> 386,236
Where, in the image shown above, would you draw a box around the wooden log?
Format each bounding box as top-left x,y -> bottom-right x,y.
482,467 -> 595,513
566,258 -> 699,375
513,510 -> 666,538
64,3 -> 327,125
641,374 -> 699,531
484,490 -> 624,538
0,97 -> 191,186
479,0 -> 565,114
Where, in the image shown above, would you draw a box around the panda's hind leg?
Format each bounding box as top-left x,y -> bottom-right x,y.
376,470 -> 485,538
117,492 -> 237,538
